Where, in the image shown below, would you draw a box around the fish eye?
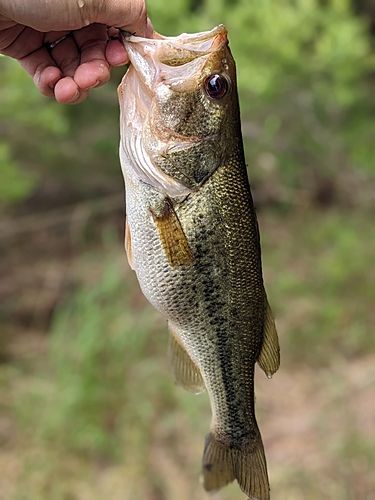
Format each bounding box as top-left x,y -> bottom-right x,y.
204,74 -> 229,99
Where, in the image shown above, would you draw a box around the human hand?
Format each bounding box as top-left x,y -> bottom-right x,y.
0,0 -> 152,104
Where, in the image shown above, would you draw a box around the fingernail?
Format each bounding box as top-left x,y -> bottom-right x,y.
69,89 -> 81,103
81,81 -> 101,91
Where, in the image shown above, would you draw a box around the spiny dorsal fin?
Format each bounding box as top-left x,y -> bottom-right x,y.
150,198 -> 194,268
257,299 -> 280,378
124,216 -> 135,271
168,322 -> 206,394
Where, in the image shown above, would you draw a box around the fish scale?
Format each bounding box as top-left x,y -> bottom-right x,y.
119,25 -> 280,500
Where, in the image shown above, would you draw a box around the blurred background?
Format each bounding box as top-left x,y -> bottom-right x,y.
1,0 -> 375,499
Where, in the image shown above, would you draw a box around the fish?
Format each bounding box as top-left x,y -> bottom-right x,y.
118,25 -> 280,500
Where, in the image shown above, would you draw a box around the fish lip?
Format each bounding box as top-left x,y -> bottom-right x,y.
120,24 -> 227,46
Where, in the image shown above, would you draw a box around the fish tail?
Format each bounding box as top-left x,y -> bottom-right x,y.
202,429 -> 270,500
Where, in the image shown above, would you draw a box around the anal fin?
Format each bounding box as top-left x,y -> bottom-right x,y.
257,299 -> 280,378
168,322 -> 205,394
150,198 -> 193,268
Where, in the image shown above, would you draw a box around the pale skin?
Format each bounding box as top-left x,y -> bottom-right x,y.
0,0 -> 152,104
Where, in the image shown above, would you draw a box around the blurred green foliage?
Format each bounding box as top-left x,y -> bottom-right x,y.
260,209 -> 375,366
6,208 -> 374,499
148,0 -> 375,197
0,58 -> 123,211
150,0 -> 373,102
41,265 -> 161,459
1,2 -> 375,498
0,141 -> 35,205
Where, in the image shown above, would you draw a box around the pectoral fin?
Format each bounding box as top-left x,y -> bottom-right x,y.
168,322 -> 206,394
257,299 -> 280,378
150,198 -> 194,268
125,216 -> 135,271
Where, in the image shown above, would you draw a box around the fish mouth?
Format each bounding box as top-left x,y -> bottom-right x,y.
118,26 -> 229,197
121,25 -> 228,92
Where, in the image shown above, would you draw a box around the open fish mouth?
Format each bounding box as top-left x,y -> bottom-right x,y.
118,25 -> 232,197
120,25 -> 228,92
119,25 -> 229,120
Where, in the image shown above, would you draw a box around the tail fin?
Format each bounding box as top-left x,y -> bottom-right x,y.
202,430 -> 270,500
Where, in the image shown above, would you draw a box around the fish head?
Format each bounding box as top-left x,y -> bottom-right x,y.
118,25 -> 241,197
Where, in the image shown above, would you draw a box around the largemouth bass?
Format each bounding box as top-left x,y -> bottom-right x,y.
118,25 -> 280,500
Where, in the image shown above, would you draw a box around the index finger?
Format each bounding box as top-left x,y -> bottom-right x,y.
72,23 -> 110,90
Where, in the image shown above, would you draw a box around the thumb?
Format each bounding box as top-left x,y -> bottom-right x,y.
0,0 -> 149,34
88,0 -> 149,36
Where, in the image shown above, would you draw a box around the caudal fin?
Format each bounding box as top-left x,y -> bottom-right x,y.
202,430 -> 270,500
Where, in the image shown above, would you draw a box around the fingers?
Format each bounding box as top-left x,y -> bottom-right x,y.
34,65 -> 62,98
19,24 -> 110,103
52,24 -> 110,104
49,32 -> 80,76
72,23 -> 110,90
54,77 -> 89,104
22,55 -> 84,104
18,30 -> 79,100
145,18 -> 154,38
18,45 -> 62,98
106,38 -> 129,67
1,1 -> 152,104
106,17 -> 153,67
